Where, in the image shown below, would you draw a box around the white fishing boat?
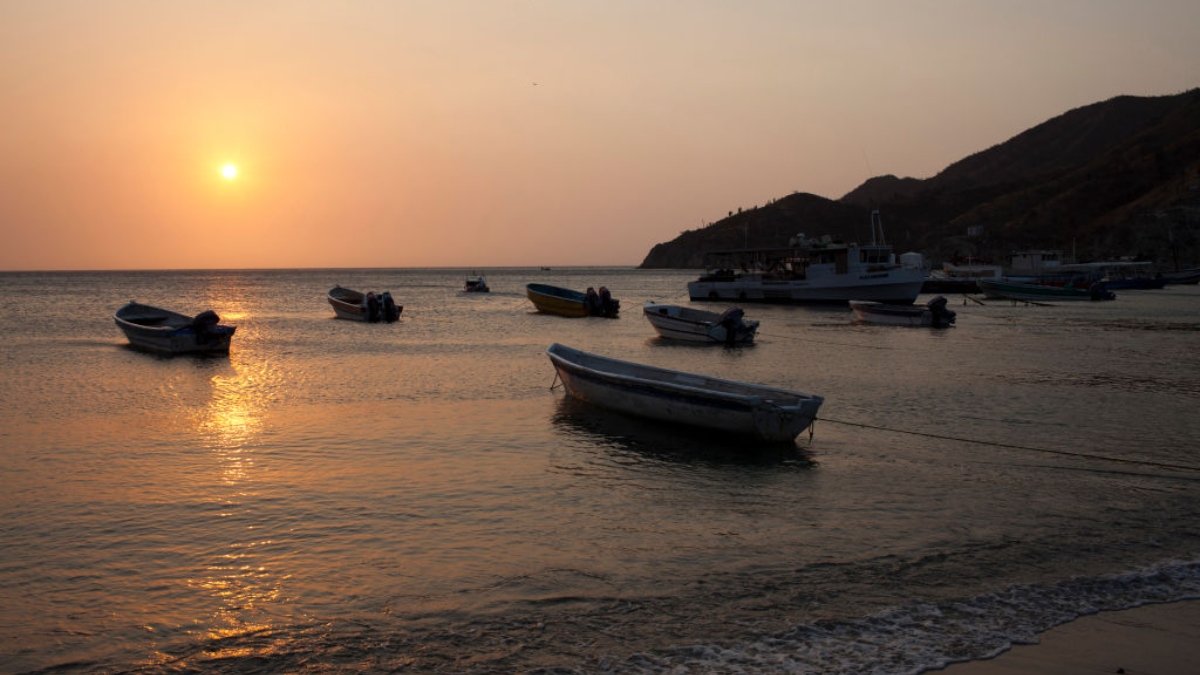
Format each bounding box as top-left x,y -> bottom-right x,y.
327,286 -> 402,322
546,343 -> 824,442
849,296 -> 957,327
687,211 -> 925,305
113,302 -> 236,354
642,302 -> 759,343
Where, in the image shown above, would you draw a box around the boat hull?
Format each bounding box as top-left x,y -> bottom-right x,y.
979,279 -> 1114,302
850,298 -> 956,327
526,285 -> 589,317
114,303 -> 235,355
526,283 -> 618,317
688,272 -> 925,304
547,343 -> 823,443
327,286 -> 402,322
643,303 -> 758,343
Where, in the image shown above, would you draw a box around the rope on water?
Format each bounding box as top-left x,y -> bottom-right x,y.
756,331 -> 897,350
817,416 -> 1200,473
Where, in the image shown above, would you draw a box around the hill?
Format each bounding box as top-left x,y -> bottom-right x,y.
640,89 -> 1200,269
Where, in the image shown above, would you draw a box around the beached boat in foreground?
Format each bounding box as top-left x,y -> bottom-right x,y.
526,283 -> 619,317
643,302 -> 759,343
327,286 -> 402,322
546,343 -> 823,442
979,278 -> 1115,302
114,302 -> 236,354
849,296 -> 957,327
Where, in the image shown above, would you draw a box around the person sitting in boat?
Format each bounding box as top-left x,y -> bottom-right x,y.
717,307 -> 747,344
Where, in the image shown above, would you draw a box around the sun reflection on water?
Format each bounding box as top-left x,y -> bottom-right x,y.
190,356 -> 288,648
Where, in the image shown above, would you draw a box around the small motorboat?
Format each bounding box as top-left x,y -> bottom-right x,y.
643,302 -> 759,343
849,296 -> 957,327
546,343 -> 823,443
463,275 -> 490,293
525,283 -> 619,317
327,286 -> 402,322
114,302 -> 236,354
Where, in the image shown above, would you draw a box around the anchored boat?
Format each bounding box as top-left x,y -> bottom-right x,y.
643,302 -> 759,343
114,302 -> 236,354
546,343 -> 823,443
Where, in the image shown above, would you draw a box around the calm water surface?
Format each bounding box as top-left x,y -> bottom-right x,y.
2,268 -> 1199,674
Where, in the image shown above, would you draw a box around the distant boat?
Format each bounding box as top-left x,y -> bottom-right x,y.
1055,261 -> 1166,290
921,261 -> 1003,294
525,283 -> 619,318
546,343 -> 823,443
114,302 -> 235,354
850,296 -> 957,327
327,286 -> 402,322
687,212 -> 925,304
643,302 -> 759,343
463,274 -> 490,293
1162,268 -> 1200,285
979,278 -> 1115,302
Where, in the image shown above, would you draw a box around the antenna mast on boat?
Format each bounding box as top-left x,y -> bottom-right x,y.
870,210 -> 886,245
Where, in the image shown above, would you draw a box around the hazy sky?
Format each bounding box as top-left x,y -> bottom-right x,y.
2,1 -> 1197,270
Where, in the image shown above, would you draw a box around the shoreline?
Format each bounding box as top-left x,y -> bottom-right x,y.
936,599 -> 1200,675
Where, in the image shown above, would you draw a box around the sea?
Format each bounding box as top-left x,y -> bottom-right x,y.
2,267 -> 1200,675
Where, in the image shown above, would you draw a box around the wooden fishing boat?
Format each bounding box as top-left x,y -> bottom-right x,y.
525,283 -> 619,317
979,278 -> 1115,302
642,302 -> 759,343
327,286 -> 402,322
849,296 -> 956,327
113,302 -> 236,354
546,343 -> 823,442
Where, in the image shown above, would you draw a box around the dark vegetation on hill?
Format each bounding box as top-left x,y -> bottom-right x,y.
640,89 -> 1200,269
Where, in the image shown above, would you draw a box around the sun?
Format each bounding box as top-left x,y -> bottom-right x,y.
221,164 -> 238,180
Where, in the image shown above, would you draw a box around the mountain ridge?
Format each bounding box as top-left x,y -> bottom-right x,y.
640,89 -> 1200,269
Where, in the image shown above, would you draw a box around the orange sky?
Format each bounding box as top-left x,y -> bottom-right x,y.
2,1 -> 1197,271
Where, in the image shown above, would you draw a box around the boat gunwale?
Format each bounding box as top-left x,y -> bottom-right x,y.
547,343 -> 817,410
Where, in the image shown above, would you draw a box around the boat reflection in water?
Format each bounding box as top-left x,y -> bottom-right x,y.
551,395 -> 816,468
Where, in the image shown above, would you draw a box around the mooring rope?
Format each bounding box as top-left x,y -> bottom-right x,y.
755,331 -> 897,350
817,416 -> 1200,473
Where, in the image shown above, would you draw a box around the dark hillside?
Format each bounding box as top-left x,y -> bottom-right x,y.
641,89 -> 1200,269
639,194 -> 870,268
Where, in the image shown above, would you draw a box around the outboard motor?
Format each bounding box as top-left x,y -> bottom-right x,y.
585,287 -> 600,315
381,292 -> 399,323
716,307 -> 747,344
1089,281 -> 1114,301
366,292 -> 380,322
927,296 -> 956,328
190,310 -> 221,343
598,287 -> 618,317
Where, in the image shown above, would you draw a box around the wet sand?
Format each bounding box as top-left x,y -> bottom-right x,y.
938,600 -> 1200,675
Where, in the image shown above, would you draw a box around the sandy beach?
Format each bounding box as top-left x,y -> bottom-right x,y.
938,600 -> 1200,675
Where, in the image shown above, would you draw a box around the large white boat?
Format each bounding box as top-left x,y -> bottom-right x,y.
687,212 -> 925,304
